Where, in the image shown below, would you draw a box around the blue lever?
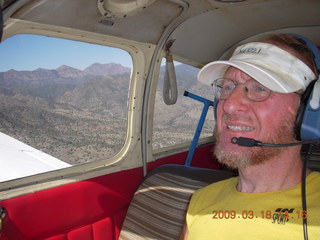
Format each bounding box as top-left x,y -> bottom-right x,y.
183,91 -> 214,166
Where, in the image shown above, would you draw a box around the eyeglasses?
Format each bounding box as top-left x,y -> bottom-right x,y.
211,78 -> 272,102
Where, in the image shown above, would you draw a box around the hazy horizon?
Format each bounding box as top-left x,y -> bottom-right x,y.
0,34 -> 132,72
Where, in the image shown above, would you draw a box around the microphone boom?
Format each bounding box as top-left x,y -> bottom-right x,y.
231,137 -> 320,147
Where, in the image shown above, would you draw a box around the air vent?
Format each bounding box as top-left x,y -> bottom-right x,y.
97,0 -> 156,19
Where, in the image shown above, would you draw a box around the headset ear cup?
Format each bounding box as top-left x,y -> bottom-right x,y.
295,80 -> 316,140
290,34 -> 320,140
295,99 -> 307,141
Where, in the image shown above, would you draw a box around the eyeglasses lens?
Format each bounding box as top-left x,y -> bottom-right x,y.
212,78 -> 271,102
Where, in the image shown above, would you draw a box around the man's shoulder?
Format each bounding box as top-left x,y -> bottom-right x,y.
307,171 -> 320,189
194,176 -> 237,197
308,171 -> 320,183
310,171 -> 320,178
187,176 -> 237,215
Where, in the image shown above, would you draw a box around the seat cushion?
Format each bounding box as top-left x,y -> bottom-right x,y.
119,165 -> 235,240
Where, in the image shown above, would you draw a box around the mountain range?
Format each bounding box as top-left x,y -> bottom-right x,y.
0,63 -> 213,164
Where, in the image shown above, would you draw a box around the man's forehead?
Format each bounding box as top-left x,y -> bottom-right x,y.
224,66 -> 254,80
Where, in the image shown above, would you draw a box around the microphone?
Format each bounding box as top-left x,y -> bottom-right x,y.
231,137 -> 320,147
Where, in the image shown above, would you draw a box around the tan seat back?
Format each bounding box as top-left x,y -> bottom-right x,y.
119,164 -> 235,240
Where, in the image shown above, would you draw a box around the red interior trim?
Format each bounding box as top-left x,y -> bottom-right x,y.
148,143 -> 220,172
0,168 -> 143,240
0,144 -> 218,240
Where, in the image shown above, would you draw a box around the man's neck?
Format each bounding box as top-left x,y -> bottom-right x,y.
236,148 -> 307,193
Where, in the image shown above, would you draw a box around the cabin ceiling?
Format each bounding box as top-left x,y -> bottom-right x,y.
2,0 -> 320,65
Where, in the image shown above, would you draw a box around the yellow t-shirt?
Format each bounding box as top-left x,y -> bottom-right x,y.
187,171 -> 320,240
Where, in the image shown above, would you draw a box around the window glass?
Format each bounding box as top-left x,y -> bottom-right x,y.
0,34 -> 131,181
153,61 -> 214,149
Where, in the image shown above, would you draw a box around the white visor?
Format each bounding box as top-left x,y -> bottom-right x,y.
198,42 -> 316,93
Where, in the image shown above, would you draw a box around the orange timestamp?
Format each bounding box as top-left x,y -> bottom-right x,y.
212,210 -> 307,220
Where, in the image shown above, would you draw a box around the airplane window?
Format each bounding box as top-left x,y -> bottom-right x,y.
153,61 -> 214,149
0,34 -> 131,181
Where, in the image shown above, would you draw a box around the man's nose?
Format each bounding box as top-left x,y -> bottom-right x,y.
222,86 -> 250,114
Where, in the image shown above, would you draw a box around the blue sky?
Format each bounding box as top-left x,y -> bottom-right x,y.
0,34 -> 132,72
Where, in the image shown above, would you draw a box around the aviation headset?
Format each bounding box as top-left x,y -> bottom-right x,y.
292,34 -> 320,141
212,34 -> 320,141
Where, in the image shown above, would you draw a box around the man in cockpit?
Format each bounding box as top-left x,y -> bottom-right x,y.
181,34 -> 320,239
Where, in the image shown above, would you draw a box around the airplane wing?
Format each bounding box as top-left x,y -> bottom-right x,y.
0,132 -> 70,182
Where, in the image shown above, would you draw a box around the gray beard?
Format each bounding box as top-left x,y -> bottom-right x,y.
213,117 -> 297,169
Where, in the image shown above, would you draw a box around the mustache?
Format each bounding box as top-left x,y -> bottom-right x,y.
222,113 -> 252,123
